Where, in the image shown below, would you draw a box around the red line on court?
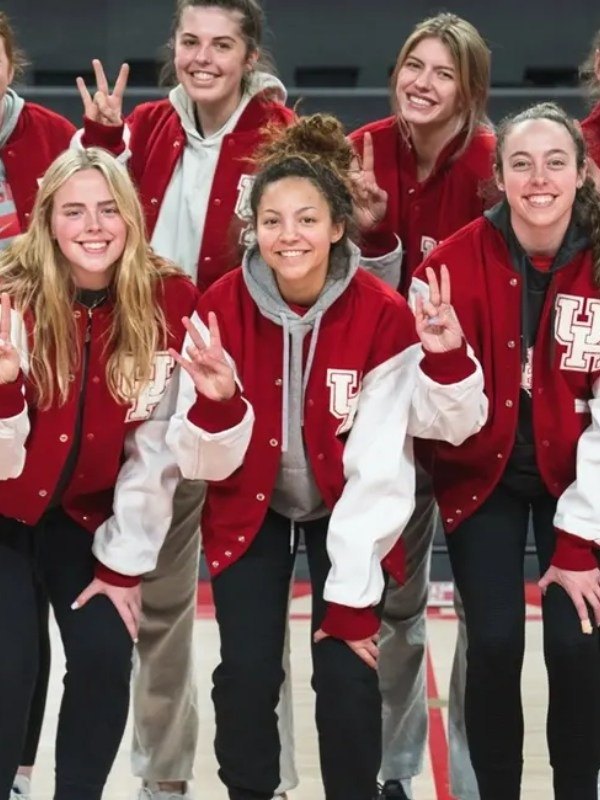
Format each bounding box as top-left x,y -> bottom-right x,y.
426,647 -> 455,800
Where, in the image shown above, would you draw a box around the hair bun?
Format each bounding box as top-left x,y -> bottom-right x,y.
256,113 -> 354,178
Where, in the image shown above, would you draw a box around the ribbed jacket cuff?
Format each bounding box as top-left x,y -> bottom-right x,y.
320,602 -> 380,640
551,528 -> 598,571
420,341 -> 475,385
0,373 -> 25,417
82,117 -> 126,152
187,389 -> 246,433
94,561 -> 141,587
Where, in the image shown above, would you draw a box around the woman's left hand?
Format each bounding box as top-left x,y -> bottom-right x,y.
415,264 -> 464,353
539,565 -> 600,634
169,312 -> 236,402
72,578 -> 142,641
349,132 -> 389,233
314,628 -> 379,669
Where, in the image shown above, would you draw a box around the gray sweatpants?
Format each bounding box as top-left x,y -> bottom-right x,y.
130,479 -> 298,794
378,468 -> 479,800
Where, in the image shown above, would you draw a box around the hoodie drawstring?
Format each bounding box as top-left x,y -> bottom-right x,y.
301,312 -> 323,426
280,313 -> 291,453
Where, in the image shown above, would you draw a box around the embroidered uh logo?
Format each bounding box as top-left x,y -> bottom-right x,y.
125,352 -> 175,422
555,294 -> 600,371
327,369 -> 360,434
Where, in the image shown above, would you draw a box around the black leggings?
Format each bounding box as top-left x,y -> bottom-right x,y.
446,484 -> 600,800
0,509 -> 134,800
20,589 -> 51,767
211,509 -> 382,800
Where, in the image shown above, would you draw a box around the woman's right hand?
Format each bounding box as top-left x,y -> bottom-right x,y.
76,59 -> 129,127
0,292 -> 20,385
539,564 -> 600,634
349,132 -> 389,233
169,313 -> 236,402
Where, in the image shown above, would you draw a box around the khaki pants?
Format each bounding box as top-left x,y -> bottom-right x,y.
378,468 -> 479,800
131,479 -> 299,794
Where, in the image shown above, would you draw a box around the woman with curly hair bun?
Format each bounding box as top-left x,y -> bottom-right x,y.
171,112 -> 488,800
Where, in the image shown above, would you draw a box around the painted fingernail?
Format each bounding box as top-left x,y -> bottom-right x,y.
71,601 -> 79,610
581,619 -> 593,634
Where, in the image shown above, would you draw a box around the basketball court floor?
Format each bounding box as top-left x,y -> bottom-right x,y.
32,582 -> 553,799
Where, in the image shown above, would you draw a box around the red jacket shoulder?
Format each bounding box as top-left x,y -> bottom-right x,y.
18,102 -> 76,138
414,216 -> 494,279
158,272 -> 199,309
459,126 -> 496,180
128,99 -> 177,128
350,116 -> 397,144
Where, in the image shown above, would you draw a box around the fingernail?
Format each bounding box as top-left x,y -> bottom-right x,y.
581,619 -> 593,635
134,638 -> 139,644
71,601 -> 79,610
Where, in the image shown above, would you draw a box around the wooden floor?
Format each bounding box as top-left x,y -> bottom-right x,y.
32,584 -> 555,799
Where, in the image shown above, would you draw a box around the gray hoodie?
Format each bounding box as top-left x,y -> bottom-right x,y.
0,89 -> 25,250
242,240 -> 361,521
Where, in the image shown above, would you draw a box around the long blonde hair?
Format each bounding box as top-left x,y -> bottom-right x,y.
0,148 -> 181,408
390,13 -> 491,154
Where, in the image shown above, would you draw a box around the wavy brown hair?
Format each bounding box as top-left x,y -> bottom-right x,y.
0,148 -> 181,407
0,12 -> 29,81
579,29 -> 600,103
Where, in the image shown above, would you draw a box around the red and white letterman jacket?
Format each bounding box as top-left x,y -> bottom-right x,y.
80,93 -> 294,290
349,117 -> 496,294
169,264 -> 487,639
411,216 -> 600,569
0,275 -> 252,585
1,101 -> 75,228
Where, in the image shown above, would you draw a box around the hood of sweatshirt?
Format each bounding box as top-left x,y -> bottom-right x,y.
169,71 -> 287,148
0,89 -> 24,149
485,199 -> 590,363
242,240 -> 360,521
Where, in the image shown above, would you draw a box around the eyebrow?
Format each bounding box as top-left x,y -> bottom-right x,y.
180,32 -> 237,42
60,200 -> 117,209
405,55 -> 455,71
508,149 -> 569,158
261,206 -> 319,214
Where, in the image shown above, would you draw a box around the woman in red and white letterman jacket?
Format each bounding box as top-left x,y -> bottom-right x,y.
73,3 -> 297,795
0,15 -> 85,795
0,146 -> 250,800
167,113 -> 487,800
347,14 -> 496,799
411,103 -> 600,800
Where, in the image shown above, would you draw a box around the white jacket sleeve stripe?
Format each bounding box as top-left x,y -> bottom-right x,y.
0,309 -> 30,480
323,349 -> 417,610
92,365 -> 182,577
554,378 -> 600,543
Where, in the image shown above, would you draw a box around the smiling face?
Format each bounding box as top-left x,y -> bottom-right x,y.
256,176 -> 344,305
497,118 -> 585,250
173,5 -> 255,113
50,168 -> 127,289
395,36 -> 462,132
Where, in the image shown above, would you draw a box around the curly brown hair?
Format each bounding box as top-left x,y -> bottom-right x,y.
250,113 -> 355,235
0,12 -> 29,81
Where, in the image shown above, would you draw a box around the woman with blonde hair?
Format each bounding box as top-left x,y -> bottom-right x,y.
580,29 -> 600,167
0,146 -> 250,800
348,13 -> 495,800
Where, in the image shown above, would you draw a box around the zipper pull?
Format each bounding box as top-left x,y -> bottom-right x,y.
85,307 -> 93,343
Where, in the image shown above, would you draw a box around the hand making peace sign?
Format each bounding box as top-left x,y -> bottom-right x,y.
0,292 -> 20,385
169,313 -> 236,402
414,265 -> 464,353
76,59 -> 129,127
349,132 -> 389,233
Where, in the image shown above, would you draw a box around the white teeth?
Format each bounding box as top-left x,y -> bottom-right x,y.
191,71 -> 216,82
409,95 -> 434,107
527,195 -> 554,207
80,242 -> 108,252
279,250 -> 305,257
